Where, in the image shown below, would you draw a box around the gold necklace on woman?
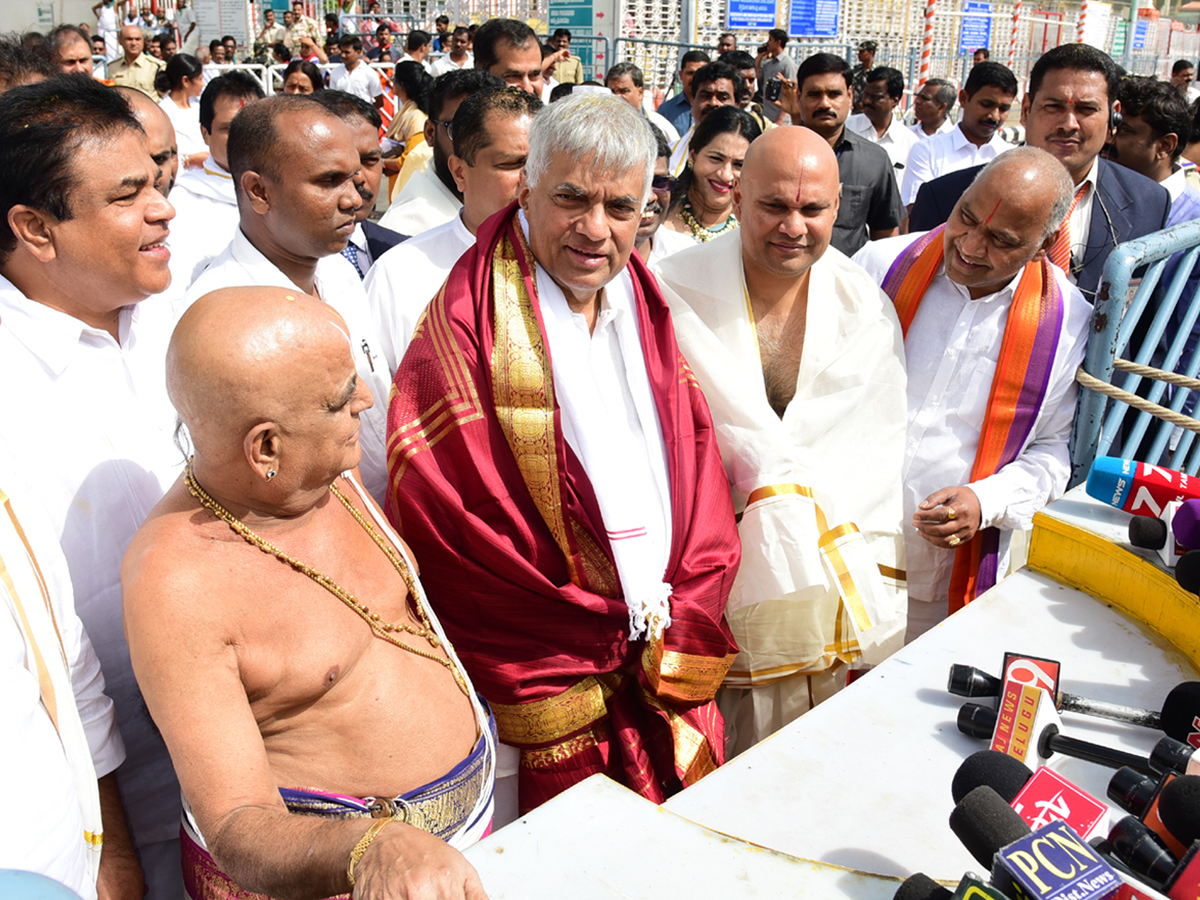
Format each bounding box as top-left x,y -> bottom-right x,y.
681,195 -> 739,242
184,461 -> 469,697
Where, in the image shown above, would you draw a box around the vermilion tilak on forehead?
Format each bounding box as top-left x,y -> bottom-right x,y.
984,199 -> 1002,225
795,164 -> 803,203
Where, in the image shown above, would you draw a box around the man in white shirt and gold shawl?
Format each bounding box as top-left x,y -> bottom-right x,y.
653,126 -> 908,754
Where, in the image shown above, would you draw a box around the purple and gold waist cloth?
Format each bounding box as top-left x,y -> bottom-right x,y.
181,701 -> 496,900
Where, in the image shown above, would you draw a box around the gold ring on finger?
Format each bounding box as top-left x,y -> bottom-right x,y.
948,535 -> 961,547
946,507 -> 957,521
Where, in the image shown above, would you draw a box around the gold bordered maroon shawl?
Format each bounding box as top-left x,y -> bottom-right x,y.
881,226 -> 1065,614
385,204 -> 740,813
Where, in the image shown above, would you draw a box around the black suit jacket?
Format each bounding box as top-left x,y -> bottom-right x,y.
362,220 -> 409,262
908,158 -> 1171,301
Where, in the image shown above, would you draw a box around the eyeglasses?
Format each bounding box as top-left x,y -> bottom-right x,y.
651,174 -> 676,193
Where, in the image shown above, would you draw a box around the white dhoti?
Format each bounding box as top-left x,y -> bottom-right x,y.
653,231 -> 908,754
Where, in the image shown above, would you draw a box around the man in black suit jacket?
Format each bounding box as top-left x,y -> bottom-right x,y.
909,44 -> 1170,302
362,219 -> 408,261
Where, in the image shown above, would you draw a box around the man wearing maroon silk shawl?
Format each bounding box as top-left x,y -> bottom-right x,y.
385,93 -> 742,818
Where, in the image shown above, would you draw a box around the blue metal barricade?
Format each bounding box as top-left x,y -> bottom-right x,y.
1069,218 -> 1200,485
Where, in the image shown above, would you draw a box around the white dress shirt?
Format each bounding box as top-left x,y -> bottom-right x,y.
343,222 -> 373,279
364,212 -> 475,375
378,165 -> 462,237
847,112 -> 920,173
329,62 -> 384,103
642,225 -> 694,268
909,118 -> 956,140
429,52 -> 472,77
157,94 -> 205,159
167,162 -> 241,289
853,233 -> 1090,607
184,229 -> 392,505
0,279 -> 185,854
901,125 -> 1011,205
0,447 -> 125,900
1066,158 -> 1100,281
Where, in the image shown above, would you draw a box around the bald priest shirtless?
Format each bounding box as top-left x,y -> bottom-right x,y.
123,287 -> 494,900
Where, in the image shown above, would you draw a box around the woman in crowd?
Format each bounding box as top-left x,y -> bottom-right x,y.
282,58 -> 324,93
384,60 -> 432,195
661,106 -> 760,243
158,53 -> 207,169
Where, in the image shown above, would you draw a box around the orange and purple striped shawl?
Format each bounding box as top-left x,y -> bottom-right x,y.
882,226 -> 1066,612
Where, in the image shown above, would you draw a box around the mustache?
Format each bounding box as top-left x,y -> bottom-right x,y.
355,182 -> 374,204
642,199 -> 664,217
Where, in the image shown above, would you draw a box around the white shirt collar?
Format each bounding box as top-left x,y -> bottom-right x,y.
1163,165 -> 1189,202
937,259 -> 1023,306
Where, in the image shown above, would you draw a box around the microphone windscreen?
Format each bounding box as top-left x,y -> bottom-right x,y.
893,872 -> 952,900
950,786 -> 1032,869
1158,775 -> 1200,846
952,750 -> 1033,805
1129,515 -> 1168,550
1160,683 -> 1200,743
1173,498 -> 1200,548
1176,551 -> 1200,594
957,702 -> 998,740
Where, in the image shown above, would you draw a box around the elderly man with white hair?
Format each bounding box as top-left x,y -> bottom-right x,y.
385,93 -> 741,822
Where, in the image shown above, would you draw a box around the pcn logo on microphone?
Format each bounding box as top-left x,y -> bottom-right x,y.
1002,653 -> 1062,696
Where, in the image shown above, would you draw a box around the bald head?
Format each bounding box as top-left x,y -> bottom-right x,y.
119,26 -> 144,60
943,146 -> 1074,298
170,287 -> 370,477
116,86 -> 178,195
735,125 -> 841,279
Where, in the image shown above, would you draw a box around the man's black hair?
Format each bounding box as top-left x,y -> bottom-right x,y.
690,61 -> 745,103
472,18 -> 537,72
866,66 -> 905,101
1117,75 -> 1192,162
450,86 -> 541,165
1173,59 -> 1194,76
0,31 -> 58,90
435,15 -> 450,26
679,49 -> 710,69
421,67 -> 505,121
406,30 -> 431,52
768,28 -> 788,47
312,87 -> 382,130
199,69 -> 265,133
796,52 -> 850,89
338,35 -> 363,52
649,122 -> 671,159
720,50 -> 756,72
1028,43 -> 1120,107
0,75 -> 142,260
552,28 -> 571,41
963,60 -> 1018,98
605,61 -> 643,89
228,94 -> 332,192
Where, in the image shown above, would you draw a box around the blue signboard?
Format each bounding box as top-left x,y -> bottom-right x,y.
1132,16 -> 1149,50
548,0 -> 592,29
728,0 -> 776,30
789,0 -> 839,37
958,1 -> 991,52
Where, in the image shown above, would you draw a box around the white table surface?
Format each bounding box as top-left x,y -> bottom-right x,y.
466,774 -> 904,899
662,565 -> 1196,882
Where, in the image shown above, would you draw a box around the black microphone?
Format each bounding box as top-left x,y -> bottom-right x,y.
1129,515 -> 1170,550
949,667 -> 1200,737
1159,776 -> 1200,847
1109,816 -> 1178,885
957,703 -> 1157,774
1151,737 -> 1200,777
893,872 -> 952,900
951,751 -> 1033,805
1176,550 -> 1200,594
949,786 -> 1031,869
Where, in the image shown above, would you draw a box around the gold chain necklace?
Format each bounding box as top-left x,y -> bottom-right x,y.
184,461 -> 469,697
681,195 -> 739,243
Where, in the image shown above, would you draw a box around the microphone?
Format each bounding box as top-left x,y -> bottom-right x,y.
1127,501 -> 1188,567
894,872 -> 952,900
950,670 -> 1200,743
953,751 -> 1034,805
1163,841 -> 1200,899
1108,816 -> 1179,886
1159,777 -> 1200,847
1086,458 -> 1200,518
958,692 -> 1157,774
1109,769 -> 1189,858
1151,739 -> 1200,779
1171,499 -> 1200,550
949,786 -> 1034,869
1176,551 -> 1200,596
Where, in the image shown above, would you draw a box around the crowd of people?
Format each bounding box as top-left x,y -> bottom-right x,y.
0,9 -> 1198,900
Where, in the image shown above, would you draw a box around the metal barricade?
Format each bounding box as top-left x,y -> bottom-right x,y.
1069,219 -> 1200,485
204,63 -> 271,93
265,61 -> 395,95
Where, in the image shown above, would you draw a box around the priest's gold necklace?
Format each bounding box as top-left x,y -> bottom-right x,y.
185,461 -> 469,697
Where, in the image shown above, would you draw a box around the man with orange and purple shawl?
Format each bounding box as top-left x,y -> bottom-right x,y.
854,148 -> 1092,642
384,93 -> 740,821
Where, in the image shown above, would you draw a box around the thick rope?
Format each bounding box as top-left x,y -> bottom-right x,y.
1076,366 -> 1200,435
1112,358 -> 1200,393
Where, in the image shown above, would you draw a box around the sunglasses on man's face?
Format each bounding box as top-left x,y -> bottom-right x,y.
651,174 -> 676,193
